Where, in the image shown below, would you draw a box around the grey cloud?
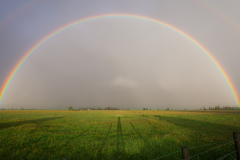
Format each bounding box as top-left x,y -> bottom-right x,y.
0,0 -> 239,109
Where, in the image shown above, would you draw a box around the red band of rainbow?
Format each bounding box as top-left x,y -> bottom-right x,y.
0,14 -> 239,107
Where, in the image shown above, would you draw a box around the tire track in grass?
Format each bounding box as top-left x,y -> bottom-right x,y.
60,126 -> 93,145
116,117 -> 126,158
118,117 -> 125,149
96,123 -> 112,159
141,115 -> 172,136
66,120 -> 106,159
129,121 -> 154,152
56,124 -> 94,158
141,115 -> 181,159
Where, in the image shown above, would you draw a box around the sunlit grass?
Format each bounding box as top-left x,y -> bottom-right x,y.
0,110 -> 239,159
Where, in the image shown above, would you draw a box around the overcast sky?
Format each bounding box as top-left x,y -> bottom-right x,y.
0,0 -> 240,110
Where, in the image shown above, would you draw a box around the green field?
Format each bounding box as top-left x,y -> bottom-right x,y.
0,110 -> 240,160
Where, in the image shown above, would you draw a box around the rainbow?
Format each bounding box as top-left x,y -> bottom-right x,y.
0,0 -> 40,32
195,0 -> 240,35
0,14 -> 239,107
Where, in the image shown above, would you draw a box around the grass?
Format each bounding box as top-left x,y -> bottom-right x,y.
0,110 -> 240,160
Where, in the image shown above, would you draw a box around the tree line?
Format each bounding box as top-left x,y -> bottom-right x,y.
68,106 -> 129,110
202,105 -> 239,110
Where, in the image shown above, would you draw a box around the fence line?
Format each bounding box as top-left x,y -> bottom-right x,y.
153,150 -> 181,160
216,150 -> 238,160
230,153 -> 237,160
188,139 -> 234,150
153,139 -> 236,160
182,139 -> 235,160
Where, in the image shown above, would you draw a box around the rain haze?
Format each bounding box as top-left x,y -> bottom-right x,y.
0,0 -> 240,110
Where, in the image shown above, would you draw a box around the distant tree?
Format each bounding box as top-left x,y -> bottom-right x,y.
150,108 -> 151,110
166,108 -> 169,110
68,106 -> 73,110
143,108 -> 145,110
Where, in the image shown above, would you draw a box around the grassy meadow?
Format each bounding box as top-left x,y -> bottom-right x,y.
0,110 -> 240,160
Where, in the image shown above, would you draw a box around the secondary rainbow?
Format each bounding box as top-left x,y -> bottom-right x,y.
0,0 -> 41,31
0,14 -> 239,107
196,0 -> 240,35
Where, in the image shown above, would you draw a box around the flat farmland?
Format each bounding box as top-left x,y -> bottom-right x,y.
0,110 -> 240,160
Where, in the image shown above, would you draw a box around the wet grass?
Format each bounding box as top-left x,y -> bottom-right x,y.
0,110 -> 239,160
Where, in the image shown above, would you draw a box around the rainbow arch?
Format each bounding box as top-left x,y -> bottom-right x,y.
195,0 -> 240,35
0,14 -> 239,107
0,0 -> 40,32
